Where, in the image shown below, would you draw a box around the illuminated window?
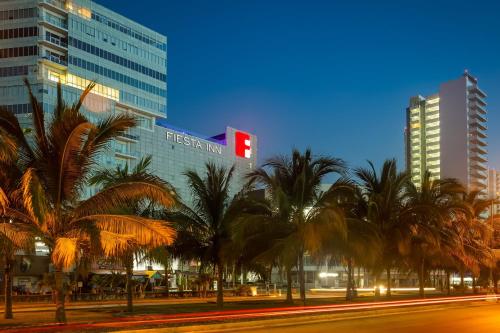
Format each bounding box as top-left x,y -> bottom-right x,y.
427,152 -> 440,159
426,113 -> 439,120
426,129 -> 440,136
48,70 -> 119,101
426,98 -> 440,104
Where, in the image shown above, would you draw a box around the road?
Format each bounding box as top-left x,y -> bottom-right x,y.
245,303 -> 500,333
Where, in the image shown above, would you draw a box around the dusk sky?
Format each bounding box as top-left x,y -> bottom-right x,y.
97,0 -> 500,170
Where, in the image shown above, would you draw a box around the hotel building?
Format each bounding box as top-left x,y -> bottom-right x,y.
405,72 -> 488,194
0,0 -> 257,289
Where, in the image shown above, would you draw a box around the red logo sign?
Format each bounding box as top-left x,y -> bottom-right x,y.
235,131 -> 251,158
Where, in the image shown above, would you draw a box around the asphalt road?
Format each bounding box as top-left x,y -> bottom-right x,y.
244,303 -> 500,333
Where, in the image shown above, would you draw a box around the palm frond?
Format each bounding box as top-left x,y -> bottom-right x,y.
52,237 -> 78,270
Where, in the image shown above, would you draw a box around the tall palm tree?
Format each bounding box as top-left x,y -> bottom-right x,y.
0,123 -> 35,319
248,149 -> 346,305
355,159 -> 408,297
166,163 -> 248,308
457,190 -> 494,291
89,156 -> 177,312
0,81 -> 176,323
231,179 -> 297,304
321,178 -> 381,300
401,171 -> 466,297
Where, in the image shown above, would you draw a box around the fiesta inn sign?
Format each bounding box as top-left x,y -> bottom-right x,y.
166,130 -> 252,159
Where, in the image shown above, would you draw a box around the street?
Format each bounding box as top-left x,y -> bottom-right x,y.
244,303 -> 500,333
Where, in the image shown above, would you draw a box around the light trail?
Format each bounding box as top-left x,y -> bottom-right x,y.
4,294 -> 498,333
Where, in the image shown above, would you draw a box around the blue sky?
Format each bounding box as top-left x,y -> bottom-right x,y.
96,0 -> 500,170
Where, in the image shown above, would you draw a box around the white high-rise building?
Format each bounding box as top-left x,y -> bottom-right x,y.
405,71 -> 488,194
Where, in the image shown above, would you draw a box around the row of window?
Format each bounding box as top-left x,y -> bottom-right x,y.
0,46 -> 38,59
0,65 -> 29,77
121,91 -> 167,115
0,27 -> 38,40
0,7 -> 37,21
91,11 -> 166,51
1,103 -> 32,115
70,18 -> 165,65
0,85 -> 32,98
68,56 -> 167,98
68,37 -> 166,82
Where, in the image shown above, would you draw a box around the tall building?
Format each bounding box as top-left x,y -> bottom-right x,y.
405,71 -> 487,193
0,0 -> 257,289
0,0 -> 256,200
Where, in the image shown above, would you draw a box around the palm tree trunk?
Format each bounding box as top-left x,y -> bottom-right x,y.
216,262 -> 224,309
163,260 -> 170,299
298,252 -> 306,306
4,256 -> 14,319
285,266 -> 293,304
54,269 -> 67,324
460,268 -> 465,293
418,258 -> 425,298
472,276 -> 477,294
446,270 -> 451,295
386,267 -> 392,297
346,258 -> 353,301
125,259 -> 133,313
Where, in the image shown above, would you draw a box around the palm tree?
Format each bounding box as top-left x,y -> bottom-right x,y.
248,149 -> 346,305
231,180 -> 297,304
355,159 -> 408,297
401,171 -> 466,297
166,163 -> 248,308
89,156 -> 177,312
0,122 -> 35,319
0,81 -> 176,323
321,178 -> 381,300
457,190 -> 494,292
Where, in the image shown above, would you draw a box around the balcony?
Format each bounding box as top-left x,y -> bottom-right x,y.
469,101 -> 487,115
470,144 -> 487,155
468,85 -> 487,98
39,35 -> 68,53
469,121 -> 487,132
117,133 -> 140,142
470,169 -> 488,180
39,14 -> 68,34
469,93 -> 487,107
114,148 -> 138,160
469,134 -> 487,147
469,112 -> 487,123
469,152 -> 487,163
470,160 -> 487,172
39,0 -> 68,16
39,54 -> 67,69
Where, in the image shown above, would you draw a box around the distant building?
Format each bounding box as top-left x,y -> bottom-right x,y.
488,169 -> 500,214
405,71 -> 488,194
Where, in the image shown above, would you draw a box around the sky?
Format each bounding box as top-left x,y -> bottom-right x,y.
96,0 -> 500,170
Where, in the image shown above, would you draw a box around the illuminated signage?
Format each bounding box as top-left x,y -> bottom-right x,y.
166,131 -> 222,155
235,131 -> 251,159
